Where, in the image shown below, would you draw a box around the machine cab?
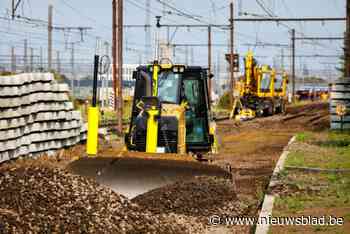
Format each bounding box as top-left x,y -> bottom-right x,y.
258,66 -> 275,98
274,72 -> 288,97
125,64 -> 213,154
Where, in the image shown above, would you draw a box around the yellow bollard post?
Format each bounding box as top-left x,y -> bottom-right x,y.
86,55 -> 100,156
86,107 -> 99,155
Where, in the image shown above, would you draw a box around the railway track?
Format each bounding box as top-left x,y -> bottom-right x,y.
100,115 -> 231,128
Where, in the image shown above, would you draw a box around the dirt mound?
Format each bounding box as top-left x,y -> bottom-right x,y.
132,176 -> 246,223
0,166 -> 203,234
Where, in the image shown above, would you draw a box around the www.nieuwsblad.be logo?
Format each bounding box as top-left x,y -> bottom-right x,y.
208,215 -> 344,226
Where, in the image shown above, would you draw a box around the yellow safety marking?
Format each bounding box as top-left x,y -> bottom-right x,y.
146,109 -> 159,153
152,64 -> 159,96
86,107 -> 99,155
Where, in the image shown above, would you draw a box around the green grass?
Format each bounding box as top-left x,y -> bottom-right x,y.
286,131 -> 350,170
312,224 -> 333,232
285,152 -> 306,167
275,195 -> 306,212
285,150 -> 350,170
275,172 -> 350,212
271,130 -> 350,233
295,132 -> 313,142
316,131 -> 350,148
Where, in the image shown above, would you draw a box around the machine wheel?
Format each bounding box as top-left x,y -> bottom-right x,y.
275,104 -> 281,114
281,101 -> 287,114
275,99 -> 285,114
266,104 -> 274,116
256,108 -> 264,117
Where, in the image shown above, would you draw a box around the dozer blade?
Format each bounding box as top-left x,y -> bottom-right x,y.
67,157 -> 231,198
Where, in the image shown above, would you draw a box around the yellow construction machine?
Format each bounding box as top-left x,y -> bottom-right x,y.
124,61 -> 219,156
78,59 -> 228,199
231,51 -> 288,121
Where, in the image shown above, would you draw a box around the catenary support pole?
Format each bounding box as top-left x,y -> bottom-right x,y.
48,4 -> 53,71
291,29 -> 296,102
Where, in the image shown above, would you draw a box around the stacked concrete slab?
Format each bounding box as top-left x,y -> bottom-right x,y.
0,73 -> 87,163
330,78 -> 350,130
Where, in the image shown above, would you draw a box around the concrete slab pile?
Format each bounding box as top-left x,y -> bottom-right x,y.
0,73 -> 87,163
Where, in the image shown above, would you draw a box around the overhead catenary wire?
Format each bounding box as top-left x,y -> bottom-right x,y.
0,0 -> 345,79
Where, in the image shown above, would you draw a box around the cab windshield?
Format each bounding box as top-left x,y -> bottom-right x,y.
260,73 -> 271,92
157,72 -> 181,103
274,74 -> 283,91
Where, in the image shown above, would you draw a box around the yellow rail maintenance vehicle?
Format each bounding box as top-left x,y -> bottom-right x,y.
231,51 -> 288,121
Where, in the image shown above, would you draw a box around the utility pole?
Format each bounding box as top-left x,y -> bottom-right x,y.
273,56 -> 277,70
229,1 -> 235,106
103,41 -> 110,109
217,52 -> 221,93
173,46 -> 176,62
30,47 -> 33,72
117,0 -> 124,134
167,27 -> 170,46
208,25 -> 212,100
190,47 -> 194,65
11,47 -> 16,73
112,0 -> 117,114
40,47 -> 43,70
71,43 -> 75,96
145,0 -> 151,61
48,4 -> 53,71
346,0 -> 350,77
95,37 -> 101,55
24,39 -> 28,72
56,51 -> 61,74
185,45 -> 189,65
291,29 -> 296,102
281,48 -> 284,70
113,0 -> 123,134
104,41 -> 110,56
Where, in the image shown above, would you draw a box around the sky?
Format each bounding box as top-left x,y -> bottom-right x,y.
0,0 -> 346,80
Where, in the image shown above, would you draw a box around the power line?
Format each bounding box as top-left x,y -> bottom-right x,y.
11,0 -> 25,19
233,17 -> 345,22
295,37 -> 344,40
59,0 -> 112,32
125,0 -> 178,24
255,0 -> 276,17
155,0 -> 204,23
